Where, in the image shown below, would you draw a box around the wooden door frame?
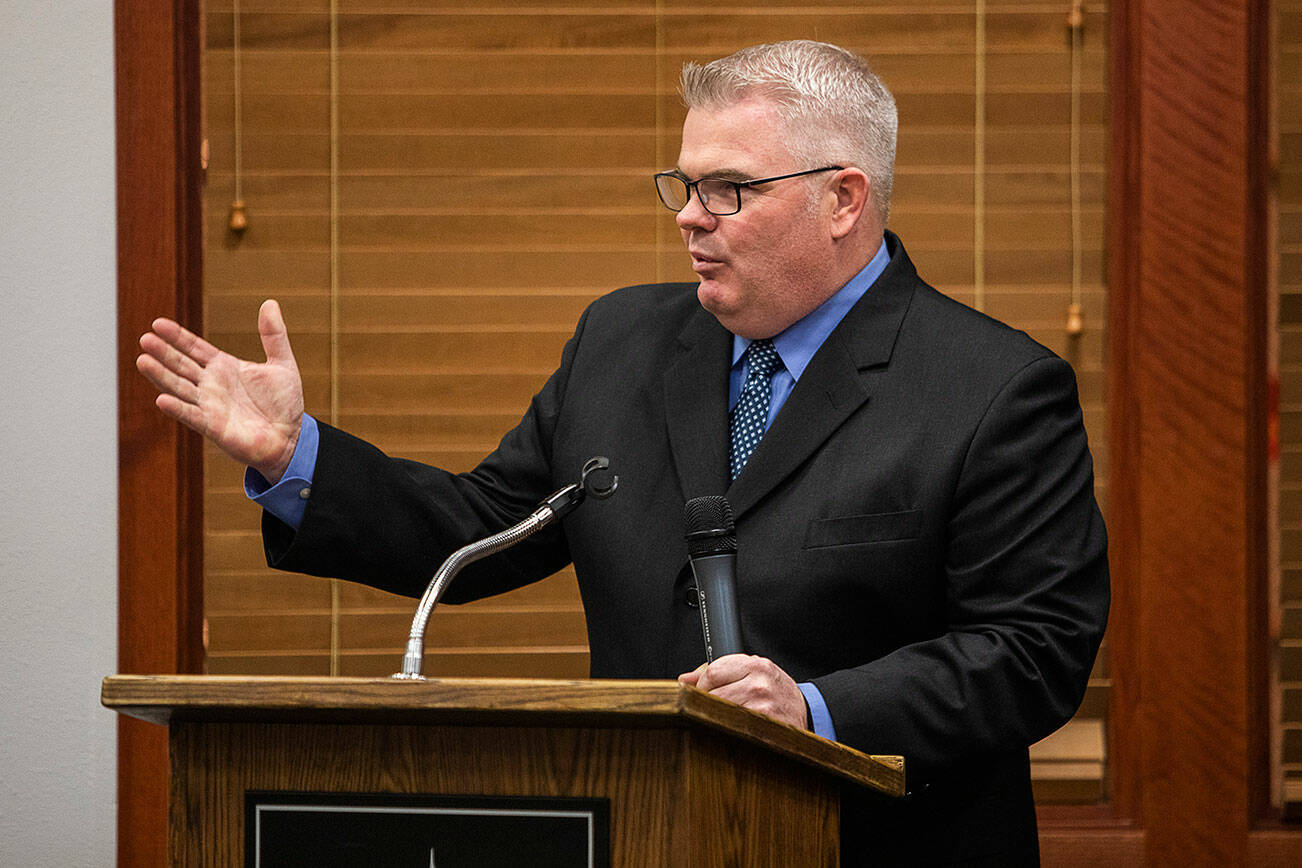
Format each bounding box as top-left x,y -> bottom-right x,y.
1098,0 -> 1286,863
113,0 -> 1297,862
114,1 -> 205,865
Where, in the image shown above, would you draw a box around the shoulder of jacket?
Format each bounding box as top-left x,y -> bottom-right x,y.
583,282 -> 701,325
905,280 -> 1058,369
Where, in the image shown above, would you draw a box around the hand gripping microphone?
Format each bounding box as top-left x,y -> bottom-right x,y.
684,495 -> 744,661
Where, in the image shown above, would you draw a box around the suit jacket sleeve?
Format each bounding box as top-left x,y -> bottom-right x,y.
259,305 -> 598,601
811,353 -> 1109,775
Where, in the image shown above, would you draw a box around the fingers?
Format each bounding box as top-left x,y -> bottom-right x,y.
258,299 -> 297,366
154,393 -> 208,436
677,663 -> 707,686
149,316 -> 220,366
681,654 -> 807,728
136,352 -> 201,406
692,653 -> 754,693
138,331 -> 205,385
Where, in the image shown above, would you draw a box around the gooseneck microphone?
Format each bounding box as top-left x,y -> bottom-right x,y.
684,495 -> 744,662
393,457 -> 618,680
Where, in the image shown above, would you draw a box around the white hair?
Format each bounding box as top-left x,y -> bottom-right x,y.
680,40 -> 898,223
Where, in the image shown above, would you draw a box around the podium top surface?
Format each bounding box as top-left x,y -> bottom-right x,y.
102,674 -> 903,797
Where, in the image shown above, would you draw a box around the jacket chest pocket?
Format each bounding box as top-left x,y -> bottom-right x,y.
803,509 -> 922,549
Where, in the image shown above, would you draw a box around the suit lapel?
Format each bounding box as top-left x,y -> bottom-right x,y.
726,233 -> 920,519
663,306 -> 733,501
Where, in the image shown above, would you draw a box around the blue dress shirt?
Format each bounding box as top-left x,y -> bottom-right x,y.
248,237 -> 893,743
245,412 -> 319,530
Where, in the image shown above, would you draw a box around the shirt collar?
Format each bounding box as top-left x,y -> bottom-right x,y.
731,237 -> 892,380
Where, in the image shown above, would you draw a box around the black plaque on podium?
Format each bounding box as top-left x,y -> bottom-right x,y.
246,792 -> 611,868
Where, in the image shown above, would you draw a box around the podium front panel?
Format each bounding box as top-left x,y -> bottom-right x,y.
170,720 -> 840,866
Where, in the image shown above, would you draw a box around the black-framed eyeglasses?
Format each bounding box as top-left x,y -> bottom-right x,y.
653,166 -> 844,216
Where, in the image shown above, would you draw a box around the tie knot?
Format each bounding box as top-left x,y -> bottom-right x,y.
745,339 -> 781,379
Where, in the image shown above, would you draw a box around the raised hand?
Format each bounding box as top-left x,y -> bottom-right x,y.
137,299 -> 304,483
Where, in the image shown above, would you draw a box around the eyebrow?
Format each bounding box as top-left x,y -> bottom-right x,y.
675,167 -> 753,183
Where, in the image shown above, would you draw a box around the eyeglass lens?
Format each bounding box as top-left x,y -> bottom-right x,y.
654,175 -> 740,216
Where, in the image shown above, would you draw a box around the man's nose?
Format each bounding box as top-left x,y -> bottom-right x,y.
675,192 -> 717,232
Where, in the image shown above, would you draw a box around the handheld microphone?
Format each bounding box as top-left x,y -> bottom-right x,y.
684,495 -> 744,661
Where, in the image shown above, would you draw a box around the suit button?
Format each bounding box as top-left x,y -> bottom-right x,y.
685,586 -> 700,608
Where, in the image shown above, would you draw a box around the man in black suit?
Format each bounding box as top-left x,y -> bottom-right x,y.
138,40 -> 1108,865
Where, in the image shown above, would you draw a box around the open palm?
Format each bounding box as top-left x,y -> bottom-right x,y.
137,299 -> 304,482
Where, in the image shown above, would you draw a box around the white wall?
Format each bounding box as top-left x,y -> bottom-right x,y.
0,1 -> 120,864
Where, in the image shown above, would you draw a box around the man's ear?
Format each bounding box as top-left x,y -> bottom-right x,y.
828,168 -> 871,240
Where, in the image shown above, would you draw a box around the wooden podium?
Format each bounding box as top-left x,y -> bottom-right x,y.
103,675 -> 904,866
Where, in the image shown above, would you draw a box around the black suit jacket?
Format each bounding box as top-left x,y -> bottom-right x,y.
265,232 -> 1109,865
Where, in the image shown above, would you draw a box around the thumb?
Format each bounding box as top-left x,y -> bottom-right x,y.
678,663 -> 707,686
258,299 -> 297,366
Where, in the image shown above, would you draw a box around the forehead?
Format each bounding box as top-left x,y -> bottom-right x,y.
677,98 -> 794,176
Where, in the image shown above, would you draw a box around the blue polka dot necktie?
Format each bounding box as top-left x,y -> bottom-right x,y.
730,339 -> 782,481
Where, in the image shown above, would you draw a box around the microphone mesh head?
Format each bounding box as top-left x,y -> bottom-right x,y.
683,496 -> 737,556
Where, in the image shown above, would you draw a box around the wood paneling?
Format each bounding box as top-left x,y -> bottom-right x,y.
172,715 -> 842,864
1107,0 -> 1278,861
1278,0 -> 1302,819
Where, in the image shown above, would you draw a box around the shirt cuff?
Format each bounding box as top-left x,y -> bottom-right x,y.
798,681 -> 838,742
244,414 -> 319,531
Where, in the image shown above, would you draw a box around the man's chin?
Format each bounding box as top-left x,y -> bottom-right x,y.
696,280 -> 735,316
696,286 -> 755,336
